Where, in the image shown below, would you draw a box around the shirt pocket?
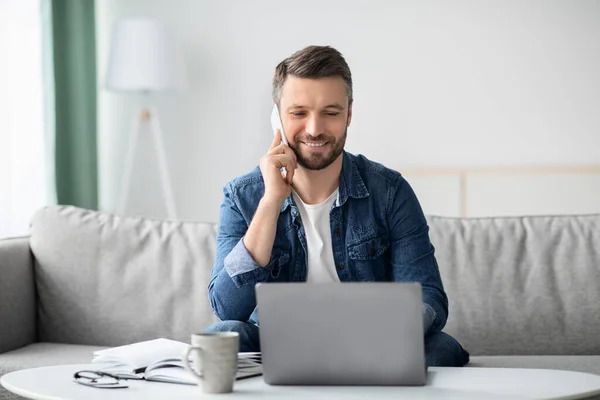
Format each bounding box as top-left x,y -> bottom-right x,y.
347,235 -> 390,282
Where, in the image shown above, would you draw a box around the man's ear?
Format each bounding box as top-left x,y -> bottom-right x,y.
347,105 -> 353,127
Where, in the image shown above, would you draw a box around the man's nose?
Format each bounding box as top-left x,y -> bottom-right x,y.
305,115 -> 325,137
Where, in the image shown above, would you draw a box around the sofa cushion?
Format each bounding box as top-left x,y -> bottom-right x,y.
0,343 -> 106,400
428,214 -> 600,356
0,343 -> 105,376
30,206 -> 219,346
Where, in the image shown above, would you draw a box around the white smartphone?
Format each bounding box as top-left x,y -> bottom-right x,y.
270,104 -> 290,180
270,104 -> 289,146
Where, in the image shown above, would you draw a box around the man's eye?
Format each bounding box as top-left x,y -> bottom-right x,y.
326,112 -> 340,116
291,112 -> 306,117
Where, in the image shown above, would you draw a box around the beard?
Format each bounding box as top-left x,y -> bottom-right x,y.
289,127 -> 347,171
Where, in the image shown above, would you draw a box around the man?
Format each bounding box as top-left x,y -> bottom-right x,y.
206,45 -> 470,367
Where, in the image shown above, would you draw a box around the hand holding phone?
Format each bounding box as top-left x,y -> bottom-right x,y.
260,105 -> 296,202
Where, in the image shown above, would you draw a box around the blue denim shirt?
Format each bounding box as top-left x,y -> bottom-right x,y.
208,151 -> 448,335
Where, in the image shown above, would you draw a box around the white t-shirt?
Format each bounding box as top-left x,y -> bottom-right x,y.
292,188 -> 340,284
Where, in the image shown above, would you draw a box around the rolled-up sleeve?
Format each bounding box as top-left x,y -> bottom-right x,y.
208,184 -> 276,322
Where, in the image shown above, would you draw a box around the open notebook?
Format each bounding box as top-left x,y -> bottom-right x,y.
92,338 -> 262,384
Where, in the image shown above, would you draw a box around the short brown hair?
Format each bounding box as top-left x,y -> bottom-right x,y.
272,45 -> 353,107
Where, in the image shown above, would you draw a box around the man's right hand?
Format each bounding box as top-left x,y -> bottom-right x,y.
242,131 -> 297,267
259,130 -> 297,204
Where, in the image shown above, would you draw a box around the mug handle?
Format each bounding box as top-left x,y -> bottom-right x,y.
182,346 -> 204,381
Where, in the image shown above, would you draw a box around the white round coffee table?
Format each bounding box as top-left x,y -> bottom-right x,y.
2,364 -> 600,399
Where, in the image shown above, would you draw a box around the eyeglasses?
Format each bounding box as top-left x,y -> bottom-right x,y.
73,370 -> 129,389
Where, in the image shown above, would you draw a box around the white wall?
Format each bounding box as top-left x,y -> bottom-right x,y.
96,0 -> 600,223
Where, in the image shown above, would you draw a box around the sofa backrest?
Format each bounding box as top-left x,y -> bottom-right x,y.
30,206 -> 600,355
30,206 -> 219,346
429,214 -> 600,356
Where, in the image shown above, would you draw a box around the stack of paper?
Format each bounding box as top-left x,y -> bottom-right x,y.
92,338 -> 262,384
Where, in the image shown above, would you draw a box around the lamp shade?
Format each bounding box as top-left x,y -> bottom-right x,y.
105,18 -> 187,92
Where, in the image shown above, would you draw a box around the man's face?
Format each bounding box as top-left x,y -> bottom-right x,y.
279,75 -> 352,171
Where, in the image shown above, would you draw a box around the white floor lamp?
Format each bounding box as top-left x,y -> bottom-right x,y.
105,18 -> 187,219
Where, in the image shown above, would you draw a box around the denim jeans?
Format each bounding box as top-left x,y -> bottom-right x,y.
204,320 -> 470,367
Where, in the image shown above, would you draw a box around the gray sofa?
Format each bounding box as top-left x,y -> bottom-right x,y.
1,205 -> 599,399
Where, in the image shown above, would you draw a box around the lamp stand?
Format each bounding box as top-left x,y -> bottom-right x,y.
117,106 -> 178,219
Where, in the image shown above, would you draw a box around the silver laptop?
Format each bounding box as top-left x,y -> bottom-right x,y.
255,282 -> 427,386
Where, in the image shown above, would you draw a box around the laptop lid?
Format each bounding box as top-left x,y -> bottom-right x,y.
255,282 -> 426,386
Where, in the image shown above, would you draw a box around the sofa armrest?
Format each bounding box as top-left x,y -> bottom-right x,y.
0,236 -> 36,353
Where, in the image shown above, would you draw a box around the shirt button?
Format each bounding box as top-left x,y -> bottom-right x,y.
335,228 -> 341,236
369,248 -> 376,256
336,264 -> 344,270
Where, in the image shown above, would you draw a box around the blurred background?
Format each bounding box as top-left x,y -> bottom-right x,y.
2,0 -> 600,239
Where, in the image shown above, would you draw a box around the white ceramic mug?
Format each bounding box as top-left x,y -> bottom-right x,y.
181,332 -> 239,394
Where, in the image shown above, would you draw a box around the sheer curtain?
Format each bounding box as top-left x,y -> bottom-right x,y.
0,0 -> 55,239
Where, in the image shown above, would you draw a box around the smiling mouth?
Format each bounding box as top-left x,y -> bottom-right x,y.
303,142 -> 327,147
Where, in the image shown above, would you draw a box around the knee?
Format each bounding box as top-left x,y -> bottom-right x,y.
425,331 -> 470,367
203,320 -> 255,334
203,320 -> 260,353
